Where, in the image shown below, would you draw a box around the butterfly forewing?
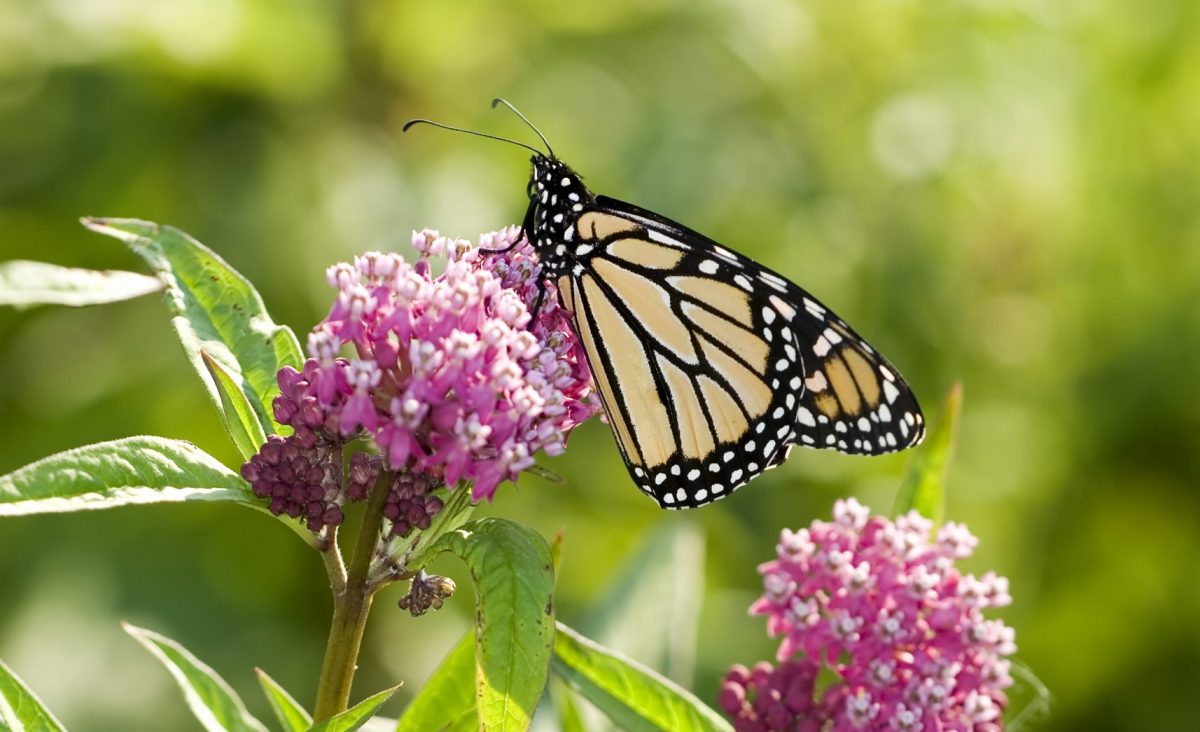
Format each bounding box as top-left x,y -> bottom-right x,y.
556,198 -> 923,508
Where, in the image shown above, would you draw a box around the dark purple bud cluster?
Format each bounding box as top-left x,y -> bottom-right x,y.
241,434 -> 343,532
719,660 -> 824,732
346,451 -> 381,502
383,470 -> 444,538
272,360 -> 347,447
241,362 -> 358,532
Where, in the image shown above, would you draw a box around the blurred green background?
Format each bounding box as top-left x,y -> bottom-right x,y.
1,0 -> 1198,729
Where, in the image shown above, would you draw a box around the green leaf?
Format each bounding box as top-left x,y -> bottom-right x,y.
395,631 -> 476,732
551,623 -> 731,732
204,351 -> 269,462
424,519 -> 556,732
578,521 -> 704,684
549,679 -> 585,732
893,381 -> 963,523
255,669 -> 312,732
0,436 -> 257,517
0,657 -> 68,732
124,623 -> 269,732
81,217 -> 303,437
0,260 -> 162,309
309,685 -> 401,732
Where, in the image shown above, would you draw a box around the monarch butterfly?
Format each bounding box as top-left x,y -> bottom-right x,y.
405,100 -> 925,509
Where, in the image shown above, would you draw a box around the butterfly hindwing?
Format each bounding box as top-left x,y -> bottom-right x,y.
557,197 -> 923,508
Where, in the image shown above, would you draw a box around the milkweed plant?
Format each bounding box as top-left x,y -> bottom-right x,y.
0,219 -> 1046,731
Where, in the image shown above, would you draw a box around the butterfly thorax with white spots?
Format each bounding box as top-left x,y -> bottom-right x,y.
525,156 -> 594,278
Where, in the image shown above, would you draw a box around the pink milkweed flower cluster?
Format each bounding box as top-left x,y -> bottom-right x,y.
721,499 -> 1015,732
242,226 -> 599,532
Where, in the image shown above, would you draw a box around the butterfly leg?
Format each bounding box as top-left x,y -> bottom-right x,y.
528,280 -> 547,322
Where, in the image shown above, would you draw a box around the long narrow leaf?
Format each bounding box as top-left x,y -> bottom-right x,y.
255,669 -> 312,732
124,624 -> 268,732
893,381 -> 963,523
204,351 -> 269,462
0,658 -> 68,732
0,260 -> 162,309
0,436 -> 256,516
551,624 -> 730,732
309,685 -> 402,732
549,680 -> 585,732
425,519 -> 555,732
395,631 -> 476,732
81,217 -> 303,436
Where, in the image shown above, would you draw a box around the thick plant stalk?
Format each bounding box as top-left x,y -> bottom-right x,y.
313,471 -> 392,720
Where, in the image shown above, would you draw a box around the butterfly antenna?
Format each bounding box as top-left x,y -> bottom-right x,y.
491,98 -> 555,159
401,118 -> 545,156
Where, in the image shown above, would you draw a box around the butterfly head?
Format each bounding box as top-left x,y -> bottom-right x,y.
525,156 -> 594,262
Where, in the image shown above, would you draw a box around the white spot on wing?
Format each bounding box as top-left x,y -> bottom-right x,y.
760,272 -> 787,292
770,295 -> 797,321
713,246 -> 738,263
646,229 -> 686,248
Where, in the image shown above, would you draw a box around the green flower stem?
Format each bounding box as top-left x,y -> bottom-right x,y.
313,470 -> 393,721
321,526 -> 347,596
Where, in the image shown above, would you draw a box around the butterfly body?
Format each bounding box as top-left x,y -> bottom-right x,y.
521,154 -> 925,509
523,157 -> 592,278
